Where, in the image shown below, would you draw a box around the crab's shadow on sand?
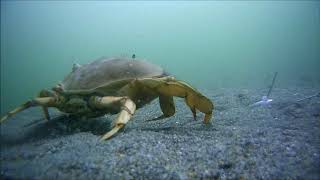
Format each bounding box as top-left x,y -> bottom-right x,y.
1,115 -> 115,145
1,113 -> 217,146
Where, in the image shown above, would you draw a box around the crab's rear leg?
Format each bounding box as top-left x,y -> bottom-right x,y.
168,80 -> 213,123
90,96 -> 136,140
142,77 -> 214,123
149,95 -> 176,121
0,97 -> 56,123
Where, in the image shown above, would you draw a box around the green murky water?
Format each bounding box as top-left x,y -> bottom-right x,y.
1,1 -> 319,114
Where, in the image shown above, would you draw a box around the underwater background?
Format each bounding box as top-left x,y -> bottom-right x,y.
1,1 -> 319,115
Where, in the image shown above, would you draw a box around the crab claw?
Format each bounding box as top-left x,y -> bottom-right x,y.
0,97 -> 56,124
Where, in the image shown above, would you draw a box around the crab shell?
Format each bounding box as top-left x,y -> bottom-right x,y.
58,57 -> 169,109
62,57 -> 167,92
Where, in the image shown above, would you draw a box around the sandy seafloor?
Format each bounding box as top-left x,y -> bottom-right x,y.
1,87 -> 319,180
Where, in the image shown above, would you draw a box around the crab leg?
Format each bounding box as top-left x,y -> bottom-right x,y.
149,95 -> 176,121
142,77 -> 214,123
90,96 -> 136,140
41,107 -> 50,121
0,97 -> 56,124
38,90 -> 53,121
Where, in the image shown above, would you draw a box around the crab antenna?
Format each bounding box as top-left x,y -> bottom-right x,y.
0,97 -> 56,124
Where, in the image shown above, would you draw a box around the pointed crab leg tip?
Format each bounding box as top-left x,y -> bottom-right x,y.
100,133 -> 112,141
0,117 -> 7,124
204,113 -> 213,124
100,136 -> 110,141
100,133 -> 115,141
100,132 -> 113,141
100,124 -> 124,141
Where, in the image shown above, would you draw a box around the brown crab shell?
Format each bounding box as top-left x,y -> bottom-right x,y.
60,57 -> 168,94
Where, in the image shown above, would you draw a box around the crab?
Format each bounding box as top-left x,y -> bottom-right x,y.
1,57 -> 214,140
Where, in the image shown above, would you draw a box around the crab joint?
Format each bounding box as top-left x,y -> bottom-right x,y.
121,106 -> 134,116
32,97 -> 57,106
89,96 -> 135,111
